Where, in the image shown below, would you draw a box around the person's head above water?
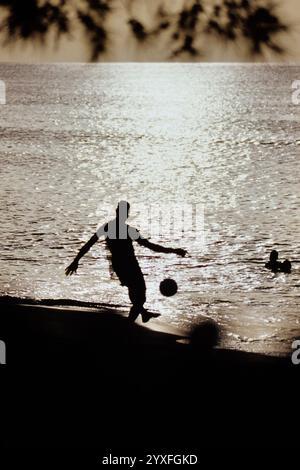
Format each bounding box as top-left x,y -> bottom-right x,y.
270,250 -> 279,263
281,259 -> 291,273
116,200 -> 130,222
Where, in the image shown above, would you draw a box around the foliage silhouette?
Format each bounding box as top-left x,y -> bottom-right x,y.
0,0 -> 289,60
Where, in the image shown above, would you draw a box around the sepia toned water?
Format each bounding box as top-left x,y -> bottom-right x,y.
0,63 -> 300,356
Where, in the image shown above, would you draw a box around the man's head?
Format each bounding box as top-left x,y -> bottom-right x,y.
270,250 -> 279,262
116,200 -> 130,221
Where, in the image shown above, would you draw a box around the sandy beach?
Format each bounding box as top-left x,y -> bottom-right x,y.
1,296 -> 297,449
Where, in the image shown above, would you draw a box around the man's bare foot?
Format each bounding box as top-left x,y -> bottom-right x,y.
128,307 -> 161,323
141,309 -> 161,323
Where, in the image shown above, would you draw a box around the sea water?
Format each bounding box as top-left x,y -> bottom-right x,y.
1,63 -> 300,355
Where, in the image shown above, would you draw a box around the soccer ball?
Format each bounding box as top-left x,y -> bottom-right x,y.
159,278 -> 178,297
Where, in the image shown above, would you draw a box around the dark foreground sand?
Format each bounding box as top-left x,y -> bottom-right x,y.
0,296 -> 298,450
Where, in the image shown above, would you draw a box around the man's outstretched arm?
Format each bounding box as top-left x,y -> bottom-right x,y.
65,233 -> 98,276
137,237 -> 187,257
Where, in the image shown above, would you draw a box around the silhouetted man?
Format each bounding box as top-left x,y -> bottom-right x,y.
65,201 -> 186,322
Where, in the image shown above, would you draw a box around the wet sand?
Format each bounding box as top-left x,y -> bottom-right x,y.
0,296 -> 297,449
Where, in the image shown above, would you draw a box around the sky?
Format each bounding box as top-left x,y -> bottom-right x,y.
0,0 -> 300,62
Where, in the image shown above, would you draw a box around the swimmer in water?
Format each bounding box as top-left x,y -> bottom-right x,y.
265,250 -> 292,273
265,250 -> 281,272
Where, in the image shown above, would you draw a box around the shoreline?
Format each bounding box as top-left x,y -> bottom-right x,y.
0,295 -> 291,367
